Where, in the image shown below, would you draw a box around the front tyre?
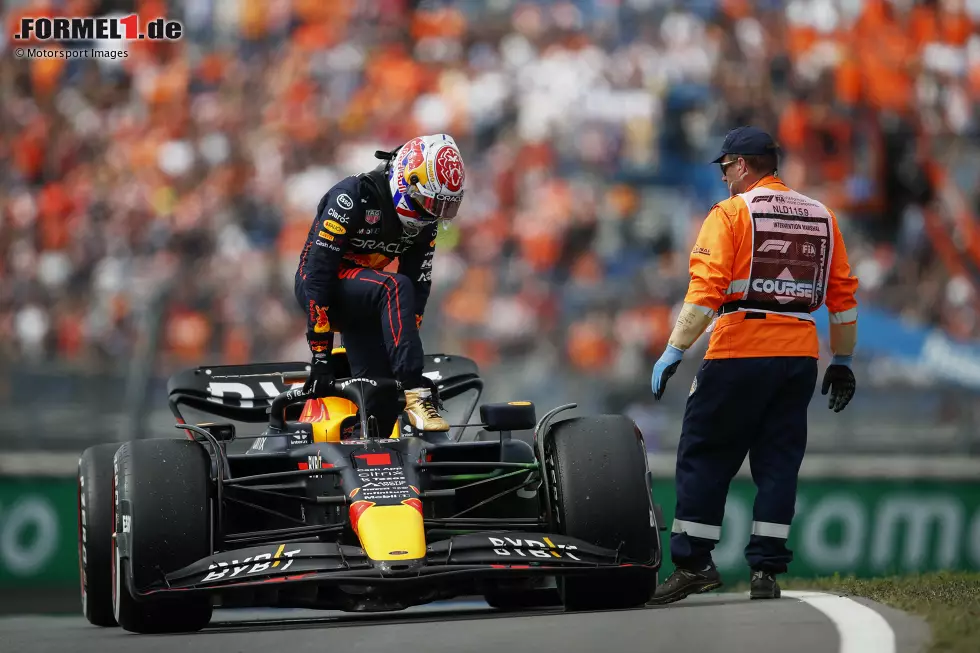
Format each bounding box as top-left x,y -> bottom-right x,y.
546,415 -> 658,611
78,443 -> 121,627
112,439 -> 214,633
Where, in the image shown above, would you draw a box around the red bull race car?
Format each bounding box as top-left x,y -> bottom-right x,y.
76,350 -> 666,634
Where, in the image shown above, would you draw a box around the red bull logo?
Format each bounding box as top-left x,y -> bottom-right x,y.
309,301 -> 331,333
398,138 -> 426,192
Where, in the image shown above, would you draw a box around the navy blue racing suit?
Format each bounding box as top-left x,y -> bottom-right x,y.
294,168 -> 436,389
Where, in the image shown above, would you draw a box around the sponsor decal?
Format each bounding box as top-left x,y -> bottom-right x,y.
434,145 -> 465,192
350,238 -> 410,254
309,339 -> 330,353
355,465 -> 411,501
802,242 -> 817,257
399,138 -> 426,189
206,378 -> 303,408
336,194 -> 354,211
318,230 -> 334,241
309,301 -> 331,333
417,271 -> 431,283
323,220 -> 346,235
291,431 -> 312,445
299,451 -> 333,477
692,245 -> 711,256
200,544 -> 302,583
366,210 -> 381,224
327,207 -> 349,223
339,378 -> 378,388
757,239 -> 792,254
487,536 -> 581,560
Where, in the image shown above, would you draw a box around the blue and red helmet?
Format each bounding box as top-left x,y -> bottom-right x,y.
386,134 -> 465,232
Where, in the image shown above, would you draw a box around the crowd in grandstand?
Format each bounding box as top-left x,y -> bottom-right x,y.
1,0 -> 978,396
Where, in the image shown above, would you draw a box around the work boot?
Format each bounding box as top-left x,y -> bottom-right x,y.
648,563 -> 723,605
403,388 -> 449,431
749,569 -> 781,599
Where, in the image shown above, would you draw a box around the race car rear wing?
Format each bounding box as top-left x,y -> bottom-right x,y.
165,353 -> 485,428
166,361 -> 310,424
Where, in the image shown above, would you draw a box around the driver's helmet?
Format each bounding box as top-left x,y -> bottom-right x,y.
387,134 -> 465,234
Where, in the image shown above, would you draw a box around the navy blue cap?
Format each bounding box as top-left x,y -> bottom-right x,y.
711,126 -> 779,164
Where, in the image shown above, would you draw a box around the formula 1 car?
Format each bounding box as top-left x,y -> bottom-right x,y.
77,349 -> 665,634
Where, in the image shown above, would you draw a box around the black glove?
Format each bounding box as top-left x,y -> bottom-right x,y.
304,352 -> 335,398
821,356 -> 855,413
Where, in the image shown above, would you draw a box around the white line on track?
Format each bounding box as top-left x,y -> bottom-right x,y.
782,591 -> 896,653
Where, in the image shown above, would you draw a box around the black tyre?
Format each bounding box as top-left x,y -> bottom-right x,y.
545,415 -> 658,611
78,443 -> 121,627
112,439 -> 214,633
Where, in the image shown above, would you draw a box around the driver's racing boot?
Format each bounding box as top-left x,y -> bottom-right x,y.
403,388 -> 449,431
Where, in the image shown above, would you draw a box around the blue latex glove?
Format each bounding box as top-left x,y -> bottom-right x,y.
652,345 -> 684,400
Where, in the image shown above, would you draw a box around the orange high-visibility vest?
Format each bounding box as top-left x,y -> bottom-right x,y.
684,175 -> 859,359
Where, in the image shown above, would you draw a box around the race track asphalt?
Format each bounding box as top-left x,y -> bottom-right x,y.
0,594 -> 930,653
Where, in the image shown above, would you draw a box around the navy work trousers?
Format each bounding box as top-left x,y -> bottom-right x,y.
670,356 -> 818,574
295,268 -> 425,389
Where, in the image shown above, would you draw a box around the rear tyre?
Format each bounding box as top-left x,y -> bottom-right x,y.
112,439 -> 214,633
546,415 -> 658,611
78,443 -> 121,627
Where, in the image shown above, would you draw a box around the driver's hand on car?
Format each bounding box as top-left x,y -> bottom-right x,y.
304,352 -> 335,397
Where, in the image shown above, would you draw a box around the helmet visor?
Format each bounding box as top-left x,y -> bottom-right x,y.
407,186 -> 463,221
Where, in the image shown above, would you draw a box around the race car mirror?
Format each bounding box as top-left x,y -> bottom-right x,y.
479,401 -> 536,432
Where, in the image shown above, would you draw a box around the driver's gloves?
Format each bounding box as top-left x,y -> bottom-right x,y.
304,352 -> 335,398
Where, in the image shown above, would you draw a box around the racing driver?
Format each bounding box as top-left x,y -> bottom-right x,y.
294,134 -> 465,432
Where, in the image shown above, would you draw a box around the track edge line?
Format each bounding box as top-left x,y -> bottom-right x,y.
782,590 -> 897,653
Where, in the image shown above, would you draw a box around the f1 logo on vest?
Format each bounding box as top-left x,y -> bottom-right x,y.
757,239 -> 791,254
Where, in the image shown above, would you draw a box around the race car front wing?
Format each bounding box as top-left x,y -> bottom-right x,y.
135,532 -> 657,598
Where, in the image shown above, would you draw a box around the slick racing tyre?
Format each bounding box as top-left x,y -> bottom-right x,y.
78,443 -> 122,627
545,415 -> 658,611
112,439 -> 213,633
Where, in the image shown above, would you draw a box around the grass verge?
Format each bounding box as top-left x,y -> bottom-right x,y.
780,572 -> 980,653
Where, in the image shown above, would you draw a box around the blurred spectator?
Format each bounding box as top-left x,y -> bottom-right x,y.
0,0 -> 978,394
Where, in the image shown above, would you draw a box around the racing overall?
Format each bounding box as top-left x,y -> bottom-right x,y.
671,177 -> 858,574
294,165 -> 437,390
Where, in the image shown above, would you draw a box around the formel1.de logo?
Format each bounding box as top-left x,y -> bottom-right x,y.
14,15 -> 183,41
